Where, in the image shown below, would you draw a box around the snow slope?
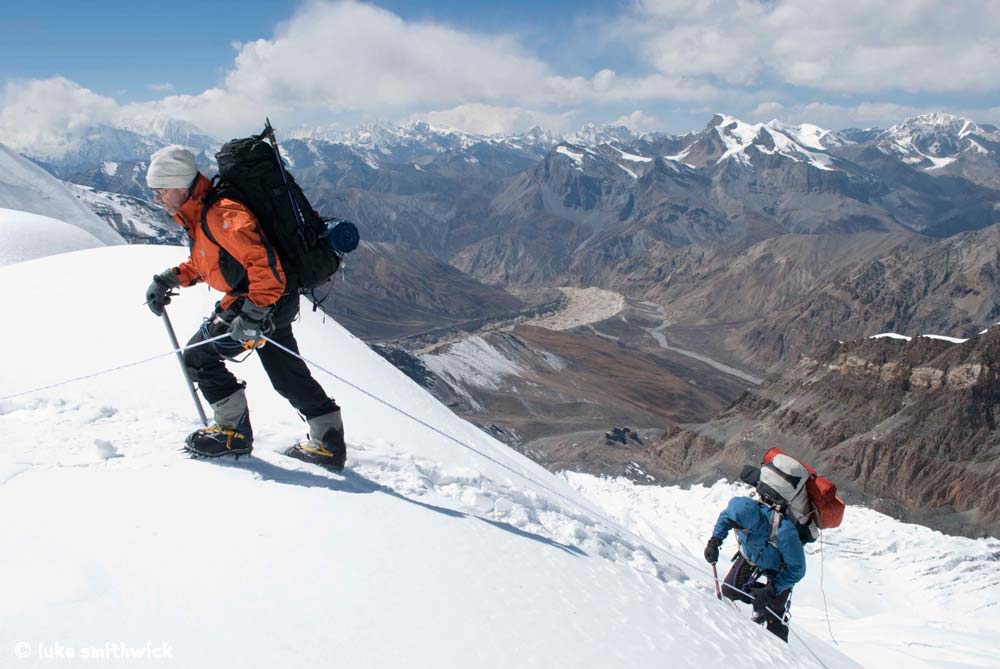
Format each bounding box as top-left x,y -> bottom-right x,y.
0,143 -> 123,245
566,475 -> 1000,669
0,245 -> 855,668
0,208 -> 104,266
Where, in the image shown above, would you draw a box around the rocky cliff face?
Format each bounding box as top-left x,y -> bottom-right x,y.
734,224 -> 1000,369
650,330 -> 1000,538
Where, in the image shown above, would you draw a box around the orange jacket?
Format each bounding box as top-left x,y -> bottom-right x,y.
172,174 -> 286,310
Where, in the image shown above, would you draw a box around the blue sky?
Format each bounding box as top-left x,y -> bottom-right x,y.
0,1 -> 298,99
1,0 -> 998,150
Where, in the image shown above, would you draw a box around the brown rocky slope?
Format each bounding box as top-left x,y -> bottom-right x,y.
322,241 -> 525,340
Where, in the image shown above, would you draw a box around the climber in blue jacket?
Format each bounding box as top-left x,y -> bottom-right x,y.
704,496 -> 807,642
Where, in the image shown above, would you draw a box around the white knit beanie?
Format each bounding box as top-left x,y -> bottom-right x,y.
146,145 -> 198,188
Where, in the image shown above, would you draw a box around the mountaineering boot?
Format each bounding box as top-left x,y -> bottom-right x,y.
185,388 -> 253,458
284,408 -> 346,472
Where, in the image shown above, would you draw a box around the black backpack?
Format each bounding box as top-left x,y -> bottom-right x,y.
201,120 -> 359,298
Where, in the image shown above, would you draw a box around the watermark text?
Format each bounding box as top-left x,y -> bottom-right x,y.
14,641 -> 174,661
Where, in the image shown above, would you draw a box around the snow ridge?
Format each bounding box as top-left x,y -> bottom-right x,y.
0,242 -> 851,668
0,142 -> 124,245
0,208 -> 103,266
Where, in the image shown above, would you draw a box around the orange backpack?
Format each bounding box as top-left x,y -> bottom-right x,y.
763,447 -> 845,529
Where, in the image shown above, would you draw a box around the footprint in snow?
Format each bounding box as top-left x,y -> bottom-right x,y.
94,439 -> 123,461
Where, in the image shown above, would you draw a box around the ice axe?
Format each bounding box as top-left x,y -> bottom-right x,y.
161,302 -> 208,426
712,563 -> 722,600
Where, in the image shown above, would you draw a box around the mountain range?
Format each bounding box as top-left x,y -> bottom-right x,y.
67,112 -> 997,347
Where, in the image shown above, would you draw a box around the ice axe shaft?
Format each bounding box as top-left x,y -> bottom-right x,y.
161,307 -> 208,426
712,563 -> 722,600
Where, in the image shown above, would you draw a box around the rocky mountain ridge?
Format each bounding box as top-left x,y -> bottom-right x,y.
646,328 -> 1000,538
20,112 -> 1000,374
29,112 -> 1000,261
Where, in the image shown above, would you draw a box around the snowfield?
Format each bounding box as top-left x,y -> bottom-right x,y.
0,208 -> 104,266
566,474 -> 1000,669
0,245 -> 855,668
421,335 -> 524,408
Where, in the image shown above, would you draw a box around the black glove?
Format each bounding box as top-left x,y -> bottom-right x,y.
145,268 -> 180,316
704,537 -> 722,564
229,300 -> 271,343
751,581 -> 777,613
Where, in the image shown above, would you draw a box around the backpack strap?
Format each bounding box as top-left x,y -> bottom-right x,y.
198,177 -> 225,248
768,507 -> 783,548
199,178 -> 287,293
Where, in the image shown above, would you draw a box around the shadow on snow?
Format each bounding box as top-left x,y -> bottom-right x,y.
204,453 -> 587,558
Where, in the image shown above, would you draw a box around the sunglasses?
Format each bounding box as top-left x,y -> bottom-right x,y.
151,187 -> 189,197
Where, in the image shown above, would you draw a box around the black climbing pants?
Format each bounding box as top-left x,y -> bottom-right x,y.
722,554 -> 792,642
183,294 -> 337,420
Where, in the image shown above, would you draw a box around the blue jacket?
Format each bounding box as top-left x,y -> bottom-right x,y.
712,496 -> 806,593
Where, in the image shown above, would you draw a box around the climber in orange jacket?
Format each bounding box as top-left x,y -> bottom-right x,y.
143,145 -> 346,470
170,173 -> 286,310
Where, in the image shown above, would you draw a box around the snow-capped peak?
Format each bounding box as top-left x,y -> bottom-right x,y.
567,123 -> 640,147
298,121 -> 487,155
121,117 -> 214,147
552,142 -> 590,169
704,114 -> 837,171
764,120 -> 844,150
876,113 -> 998,169
284,120 -> 561,172
511,125 -> 561,148
885,113 -> 976,139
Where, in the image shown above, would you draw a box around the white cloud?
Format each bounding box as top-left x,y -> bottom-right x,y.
419,104 -> 577,136
794,102 -> 931,128
204,2 -> 716,122
749,102 -> 787,121
627,0 -> 1000,94
120,87 -> 266,139
611,110 -> 663,132
52,0 -> 718,136
219,1 -> 555,112
0,77 -> 119,159
2,1 -> 723,149
2,0 -> 996,158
